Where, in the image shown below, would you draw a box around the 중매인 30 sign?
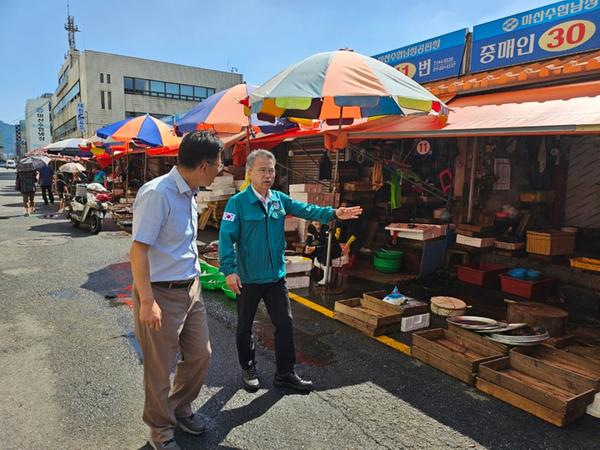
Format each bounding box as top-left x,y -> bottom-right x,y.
471,0 -> 600,73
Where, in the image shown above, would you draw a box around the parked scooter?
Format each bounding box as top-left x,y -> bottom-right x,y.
66,183 -> 111,234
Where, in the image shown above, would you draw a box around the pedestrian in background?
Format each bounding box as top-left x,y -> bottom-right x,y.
38,164 -> 55,206
16,169 -> 37,216
130,131 -> 224,450
219,149 -> 362,393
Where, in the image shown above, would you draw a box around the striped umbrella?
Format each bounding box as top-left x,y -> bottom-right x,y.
96,114 -> 180,147
249,49 -> 449,287
178,83 -> 296,135
248,49 -> 448,122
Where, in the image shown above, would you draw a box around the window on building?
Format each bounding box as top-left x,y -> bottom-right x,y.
123,76 -> 215,102
100,73 -> 104,83
124,76 -> 134,93
101,91 -> 105,109
165,82 -> 179,98
107,74 -> 111,84
180,84 -> 194,100
107,91 -> 112,110
134,78 -> 150,95
53,116 -> 77,140
53,81 -> 80,116
150,80 -> 165,97
194,86 -> 207,100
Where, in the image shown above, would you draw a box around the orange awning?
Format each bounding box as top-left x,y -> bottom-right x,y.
347,80 -> 600,139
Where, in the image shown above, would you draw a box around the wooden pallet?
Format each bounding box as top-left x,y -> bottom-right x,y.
412,328 -> 506,385
362,291 -> 428,317
334,297 -> 404,337
476,351 -> 596,427
512,346 -> 600,390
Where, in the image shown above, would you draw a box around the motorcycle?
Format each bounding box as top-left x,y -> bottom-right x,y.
66,183 -> 111,234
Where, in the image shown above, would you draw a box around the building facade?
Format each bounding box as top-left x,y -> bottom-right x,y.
51,50 -> 243,140
24,94 -> 52,150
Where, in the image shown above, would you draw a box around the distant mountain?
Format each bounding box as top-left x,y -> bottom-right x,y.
0,121 -> 16,156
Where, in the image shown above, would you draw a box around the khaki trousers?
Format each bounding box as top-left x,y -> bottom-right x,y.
133,278 -> 211,442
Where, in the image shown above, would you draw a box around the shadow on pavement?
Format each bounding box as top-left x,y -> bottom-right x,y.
28,222 -> 94,238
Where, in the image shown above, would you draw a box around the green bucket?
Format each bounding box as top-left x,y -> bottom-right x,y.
221,285 -> 237,300
375,249 -> 404,261
373,254 -> 402,274
201,272 -> 226,290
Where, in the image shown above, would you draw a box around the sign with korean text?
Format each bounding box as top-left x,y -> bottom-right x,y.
373,29 -> 468,83
471,0 -> 600,72
76,102 -> 86,133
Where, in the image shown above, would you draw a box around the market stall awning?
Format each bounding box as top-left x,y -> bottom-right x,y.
346,80 -> 600,139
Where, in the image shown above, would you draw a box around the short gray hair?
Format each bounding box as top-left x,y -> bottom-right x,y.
246,149 -> 276,171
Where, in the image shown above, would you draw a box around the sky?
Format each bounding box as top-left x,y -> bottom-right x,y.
0,0 -> 553,125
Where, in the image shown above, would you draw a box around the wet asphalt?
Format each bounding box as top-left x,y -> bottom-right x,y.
0,169 -> 599,450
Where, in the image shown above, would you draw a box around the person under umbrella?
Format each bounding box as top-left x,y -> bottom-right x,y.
15,167 -> 38,216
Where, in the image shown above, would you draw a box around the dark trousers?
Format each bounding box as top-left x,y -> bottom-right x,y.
41,185 -> 54,204
236,278 -> 295,374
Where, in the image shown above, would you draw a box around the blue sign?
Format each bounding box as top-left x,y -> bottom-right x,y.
471,0 -> 600,72
373,29 -> 468,83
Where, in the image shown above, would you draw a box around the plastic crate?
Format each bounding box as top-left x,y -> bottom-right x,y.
457,263 -> 507,288
526,230 -> 576,256
499,274 -> 555,300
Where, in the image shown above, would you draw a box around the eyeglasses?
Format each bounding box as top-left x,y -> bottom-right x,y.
203,161 -> 224,172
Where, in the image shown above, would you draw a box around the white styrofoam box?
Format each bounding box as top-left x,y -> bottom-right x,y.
210,188 -> 236,196
456,234 -> 496,248
289,183 -> 322,193
209,174 -> 234,185
587,392 -> 600,418
401,313 -> 430,332
234,180 -> 245,190
285,275 -> 310,289
286,256 -> 312,273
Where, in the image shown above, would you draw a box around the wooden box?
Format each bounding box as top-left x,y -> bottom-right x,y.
446,323 -> 509,355
527,230 -> 576,256
456,234 -> 496,248
412,328 -> 506,385
334,297 -> 404,337
476,351 -> 596,427
512,346 -> 600,390
362,290 -> 429,317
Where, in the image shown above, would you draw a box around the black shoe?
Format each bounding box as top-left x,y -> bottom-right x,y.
273,371 -> 313,392
242,364 -> 260,391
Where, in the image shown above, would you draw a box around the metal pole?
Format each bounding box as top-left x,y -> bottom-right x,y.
467,138 -> 477,223
125,148 -> 129,203
323,106 -> 344,286
143,150 -> 147,182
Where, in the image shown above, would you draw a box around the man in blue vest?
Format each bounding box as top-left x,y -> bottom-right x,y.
219,149 -> 362,392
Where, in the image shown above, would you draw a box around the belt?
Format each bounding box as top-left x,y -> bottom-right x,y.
151,278 -> 196,290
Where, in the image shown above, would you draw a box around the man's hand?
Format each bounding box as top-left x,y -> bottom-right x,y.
335,206 -> 363,220
139,299 -> 162,330
226,273 -> 243,295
